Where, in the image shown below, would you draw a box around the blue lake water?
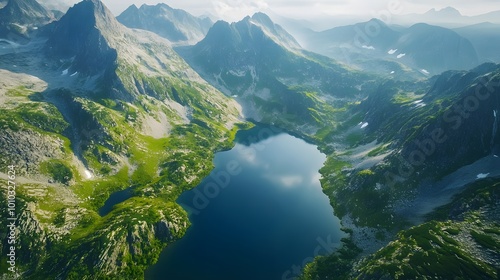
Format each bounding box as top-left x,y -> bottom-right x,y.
146,125 -> 344,280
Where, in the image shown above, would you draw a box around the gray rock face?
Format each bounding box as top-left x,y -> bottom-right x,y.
0,129 -> 64,175
154,220 -> 172,241
44,0 -> 119,76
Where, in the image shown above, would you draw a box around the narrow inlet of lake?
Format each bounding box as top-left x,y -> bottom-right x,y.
146,125 -> 345,280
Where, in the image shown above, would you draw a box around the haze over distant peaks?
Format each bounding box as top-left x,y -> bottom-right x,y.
301,18 -> 479,75
394,5 -> 500,27
425,7 -> 462,17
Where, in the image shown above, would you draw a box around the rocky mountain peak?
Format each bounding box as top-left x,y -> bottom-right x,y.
248,12 -> 301,49
250,12 -> 274,28
44,0 -> 121,76
154,2 -> 174,11
77,0 -> 123,36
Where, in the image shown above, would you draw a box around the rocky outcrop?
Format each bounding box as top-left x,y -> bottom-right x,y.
154,220 -> 173,241
62,214 -> 187,279
0,129 -> 64,175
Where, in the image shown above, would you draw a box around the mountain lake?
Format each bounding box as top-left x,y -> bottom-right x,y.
145,125 -> 345,280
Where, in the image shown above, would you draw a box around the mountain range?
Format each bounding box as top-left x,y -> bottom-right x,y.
177,12 -> 373,132
0,0 -> 499,279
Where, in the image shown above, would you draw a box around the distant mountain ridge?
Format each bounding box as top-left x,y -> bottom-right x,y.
301,19 -> 479,75
394,6 -> 500,28
424,6 -> 462,17
454,22 -> 500,63
117,3 -> 213,45
0,0 -> 55,39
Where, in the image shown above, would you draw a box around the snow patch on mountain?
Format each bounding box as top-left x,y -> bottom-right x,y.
84,170 -> 93,179
413,100 -> 426,108
476,173 -> 490,179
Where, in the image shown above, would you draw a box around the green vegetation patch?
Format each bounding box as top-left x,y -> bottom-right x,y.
40,159 -> 73,184
367,143 -> 390,157
300,237 -> 362,280
6,86 -> 33,97
471,229 -> 500,250
355,221 -> 497,279
391,91 -> 422,105
17,103 -> 69,134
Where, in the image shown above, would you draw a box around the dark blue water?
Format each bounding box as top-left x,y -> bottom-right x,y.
146,126 -> 344,280
98,186 -> 134,216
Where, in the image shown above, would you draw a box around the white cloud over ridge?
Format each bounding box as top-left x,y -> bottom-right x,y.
212,0 -> 269,22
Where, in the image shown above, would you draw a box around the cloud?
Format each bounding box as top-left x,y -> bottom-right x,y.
212,0 -> 269,22
279,175 -> 303,187
310,172 -> 322,184
235,145 -> 259,165
263,173 -> 304,187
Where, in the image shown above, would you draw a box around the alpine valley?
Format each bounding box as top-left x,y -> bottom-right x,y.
0,0 -> 499,280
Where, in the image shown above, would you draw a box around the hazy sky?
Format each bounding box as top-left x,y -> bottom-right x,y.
40,0 -> 500,23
